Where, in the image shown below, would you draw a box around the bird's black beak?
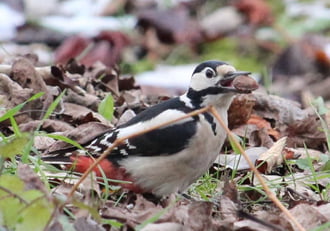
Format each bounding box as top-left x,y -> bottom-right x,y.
219,71 -> 251,88
224,71 -> 251,78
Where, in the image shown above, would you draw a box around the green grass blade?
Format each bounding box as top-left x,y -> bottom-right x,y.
43,134 -> 85,150
9,117 -> 21,137
42,90 -> 66,121
0,92 -> 45,123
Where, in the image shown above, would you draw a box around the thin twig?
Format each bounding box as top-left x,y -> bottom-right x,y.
66,106 -> 212,200
209,106 -> 306,231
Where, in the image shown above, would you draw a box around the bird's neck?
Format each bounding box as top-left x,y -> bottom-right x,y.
182,88 -> 235,110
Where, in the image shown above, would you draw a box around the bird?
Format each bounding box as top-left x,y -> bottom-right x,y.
44,60 -> 257,197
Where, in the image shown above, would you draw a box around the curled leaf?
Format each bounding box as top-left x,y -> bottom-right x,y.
256,136 -> 287,173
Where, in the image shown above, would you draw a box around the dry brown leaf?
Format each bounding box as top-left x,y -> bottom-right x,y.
65,88 -> 100,111
228,94 -> 256,129
17,163 -> 48,194
49,65 -> 80,91
62,102 -> 111,126
33,135 -> 57,151
186,202 -> 214,230
284,115 -> 326,149
253,93 -> 307,126
19,119 -> 74,133
247,114 -> 280,139
11,57 -> 56,120
231,123 -> 274,148
282,203 -> 328,231
256,137 -> 287,173
101,194 -> 162,228
89,61 -> 120,96
11,57 -> 48,92
0,73 -> 33,113
46,122 -> 111,153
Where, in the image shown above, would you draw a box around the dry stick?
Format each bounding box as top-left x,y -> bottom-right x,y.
209,106 -> 306,231
67,106 -> 212,199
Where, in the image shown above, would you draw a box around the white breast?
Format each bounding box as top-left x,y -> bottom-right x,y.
119,109 -> 228,196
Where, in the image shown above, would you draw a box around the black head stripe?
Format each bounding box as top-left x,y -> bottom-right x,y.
187,87 -> 228,99
186,87 -> 234,108
192,60 -> 227,75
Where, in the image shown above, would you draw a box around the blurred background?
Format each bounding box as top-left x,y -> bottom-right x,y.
1,0 -> 330,101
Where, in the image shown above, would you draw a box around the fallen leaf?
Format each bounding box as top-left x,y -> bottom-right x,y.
17,163 -> 48,194
228,94 -> 256,129
282,203 -> 328,230
247,114 -> 280,139
19,119 -> 74,133
46,122 -> 111,153
256,137 -> 287,173
253,93 -> 307,126
284,115 -> 326,150
137,7 -> 202,44
234,0 -> 273,25
216,147 -> 267,170
61,102 -> 110,126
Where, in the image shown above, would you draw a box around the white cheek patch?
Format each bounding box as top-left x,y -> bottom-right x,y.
189,73 -> 215,91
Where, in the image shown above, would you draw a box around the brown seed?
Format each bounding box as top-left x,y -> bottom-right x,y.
233,75 -> 259,92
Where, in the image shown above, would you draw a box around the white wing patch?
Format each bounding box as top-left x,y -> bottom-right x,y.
117,109 -> 193,138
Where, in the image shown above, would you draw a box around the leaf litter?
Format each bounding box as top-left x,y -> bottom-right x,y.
1,54 -> 329,231
1,1 -> 330,230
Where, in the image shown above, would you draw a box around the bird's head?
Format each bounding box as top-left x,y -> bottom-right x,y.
186,60 -> 258,107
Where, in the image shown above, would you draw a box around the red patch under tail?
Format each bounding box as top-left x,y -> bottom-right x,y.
68,156 -> 144,193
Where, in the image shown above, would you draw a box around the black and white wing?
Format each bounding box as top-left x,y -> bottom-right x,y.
87,97 -> 199,163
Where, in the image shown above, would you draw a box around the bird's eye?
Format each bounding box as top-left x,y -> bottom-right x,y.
205,69 -> 215,78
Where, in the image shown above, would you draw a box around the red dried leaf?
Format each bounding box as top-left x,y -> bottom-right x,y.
234,0 -> 273,25
55,35 -> 90,64
247,114 -> 280,139
137,7 -> 202,44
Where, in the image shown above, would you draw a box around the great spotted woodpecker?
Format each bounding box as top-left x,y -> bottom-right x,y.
44,61 -> 257,196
